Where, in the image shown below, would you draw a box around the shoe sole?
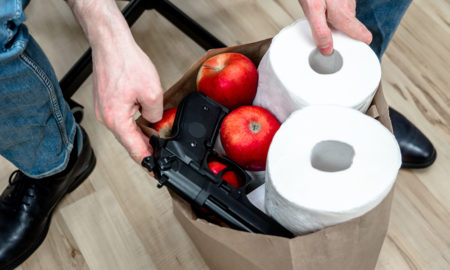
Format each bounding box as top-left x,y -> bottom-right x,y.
401,149 -> 437,169
2,151 -> 96,270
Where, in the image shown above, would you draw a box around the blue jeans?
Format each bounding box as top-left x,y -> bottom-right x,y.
356,0 -> 412,59
0,0 -> 80,178
0,0 -> 411,178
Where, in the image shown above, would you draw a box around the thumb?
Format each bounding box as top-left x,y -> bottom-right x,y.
115,118 -> 153,163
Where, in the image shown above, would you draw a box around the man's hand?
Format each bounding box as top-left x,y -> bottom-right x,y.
68,0 -> 163,163
92,40 -> 163,163
298,0 -> 372,55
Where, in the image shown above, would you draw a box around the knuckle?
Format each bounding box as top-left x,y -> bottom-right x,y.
314,26 -> 331,45
147,92 -> 160,103
102,114 -> 116,130
309,0 -> 323,12
302,0 -> 324,17
149,88 -> 163,102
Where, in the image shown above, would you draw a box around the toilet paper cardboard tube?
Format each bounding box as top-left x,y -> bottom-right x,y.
142,92 -> 293,238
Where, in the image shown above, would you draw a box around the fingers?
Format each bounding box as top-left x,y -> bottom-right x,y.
331,15 -> 373,45
115,117 -> 153,164
139,86 -> 164,123
93,79 -> 163,164
94,95 -> 155,164
309,13 -> 334,55
299,0 -> 373,55
301,0 -> 334,55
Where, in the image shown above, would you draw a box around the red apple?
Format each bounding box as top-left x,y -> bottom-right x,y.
220,106 -> 280,171
196,52 -> 258,110
150,107 -> 177,138
208,160 -> 241,188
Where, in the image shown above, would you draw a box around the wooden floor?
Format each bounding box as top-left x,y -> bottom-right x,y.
0,0 -> 449,269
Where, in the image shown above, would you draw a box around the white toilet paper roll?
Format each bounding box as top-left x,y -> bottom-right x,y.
265,106 -> 401,235
214,136 -> 226,155
247,184 -> 267,214
254,18 -> 381,122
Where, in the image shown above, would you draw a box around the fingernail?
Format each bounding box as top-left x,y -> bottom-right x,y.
319,45 -> 333,56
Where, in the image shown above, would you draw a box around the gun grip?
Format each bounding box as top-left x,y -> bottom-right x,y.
166,93 -> 229,165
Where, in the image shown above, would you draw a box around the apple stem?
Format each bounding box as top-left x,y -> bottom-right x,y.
249,122 -> 261,133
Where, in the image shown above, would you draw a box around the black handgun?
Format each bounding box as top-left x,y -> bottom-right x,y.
142,92 -> 293,238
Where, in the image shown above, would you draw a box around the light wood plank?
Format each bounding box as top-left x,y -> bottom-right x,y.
61,188 -> 158,270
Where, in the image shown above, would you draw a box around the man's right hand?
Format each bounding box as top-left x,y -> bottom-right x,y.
298,0 -> 373,55
67,0 -> 163,164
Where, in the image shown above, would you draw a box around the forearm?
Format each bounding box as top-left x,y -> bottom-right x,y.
66,0 -> 163,163
67,0 -> 135,52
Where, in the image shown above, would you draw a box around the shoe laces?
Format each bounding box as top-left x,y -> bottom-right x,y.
8,170 -> 21,186
2,170 -> 46,209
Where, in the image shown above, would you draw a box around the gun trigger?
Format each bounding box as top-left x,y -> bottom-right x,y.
157,175 -> 169,188
159,156 -> 175,171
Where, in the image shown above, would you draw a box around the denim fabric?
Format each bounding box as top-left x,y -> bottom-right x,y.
0,0 -> 28,62
357,0 -> 413,59
0,0 -> 78,178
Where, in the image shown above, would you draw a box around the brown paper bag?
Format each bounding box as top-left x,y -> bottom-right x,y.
139,39 -> 395,270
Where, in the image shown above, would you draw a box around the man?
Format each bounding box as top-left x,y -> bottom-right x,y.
0,0 -> 435,269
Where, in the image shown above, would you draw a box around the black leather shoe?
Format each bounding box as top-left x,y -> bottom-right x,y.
390,108 -> 437,168
0,127 -> 96,270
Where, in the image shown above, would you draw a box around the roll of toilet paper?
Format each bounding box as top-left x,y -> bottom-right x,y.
265,105 -> 401,235
247,184 -> 267,214
254,18 -> 381,122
